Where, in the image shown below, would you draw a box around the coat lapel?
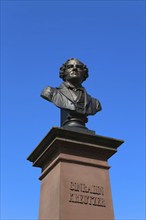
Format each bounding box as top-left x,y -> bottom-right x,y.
57,83 -> 92,107
84,88 -> 91,107
57,83 -> 74,102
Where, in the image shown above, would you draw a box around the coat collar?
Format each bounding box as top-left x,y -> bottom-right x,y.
63,81 -> 84,90
57,82 -> 91,106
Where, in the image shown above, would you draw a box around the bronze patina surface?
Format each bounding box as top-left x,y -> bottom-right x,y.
41,58 -> 101,129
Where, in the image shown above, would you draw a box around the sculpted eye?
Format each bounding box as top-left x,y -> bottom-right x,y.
77,65 -> 83,69
66,65 -> 73,69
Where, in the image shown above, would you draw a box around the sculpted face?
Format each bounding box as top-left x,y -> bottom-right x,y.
64,59 -> 84,86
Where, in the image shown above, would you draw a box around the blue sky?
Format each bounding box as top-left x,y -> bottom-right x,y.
1,0 -> 145,219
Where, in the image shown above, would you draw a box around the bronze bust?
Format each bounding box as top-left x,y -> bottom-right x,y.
41,58 -> 102,129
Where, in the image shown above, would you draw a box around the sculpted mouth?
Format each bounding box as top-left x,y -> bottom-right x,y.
71,71 -> 79,76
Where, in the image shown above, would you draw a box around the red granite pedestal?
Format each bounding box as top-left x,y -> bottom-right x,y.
27,127 -> 124,220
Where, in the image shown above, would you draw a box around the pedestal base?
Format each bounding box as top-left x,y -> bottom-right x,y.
27,127 -> 124,220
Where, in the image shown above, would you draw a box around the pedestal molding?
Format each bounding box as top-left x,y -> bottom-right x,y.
39,153 -> 110,180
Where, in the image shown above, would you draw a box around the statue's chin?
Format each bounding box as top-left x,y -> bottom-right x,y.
67,77 -> 82,86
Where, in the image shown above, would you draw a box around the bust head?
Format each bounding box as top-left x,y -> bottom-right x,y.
59,58 -> 89,85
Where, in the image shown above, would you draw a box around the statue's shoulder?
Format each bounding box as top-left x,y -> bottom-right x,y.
41,86 -> 58,101
56,83 -> 66,89
41,86 -> 56,94
85,92 -> 98,103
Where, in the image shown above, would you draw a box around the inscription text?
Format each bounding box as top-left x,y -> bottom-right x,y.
69,182 -> 106,207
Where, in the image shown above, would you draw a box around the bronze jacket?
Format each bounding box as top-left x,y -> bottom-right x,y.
41,83 -> 101,116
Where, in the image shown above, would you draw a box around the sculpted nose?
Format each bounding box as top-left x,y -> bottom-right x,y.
73,66 -> 77,71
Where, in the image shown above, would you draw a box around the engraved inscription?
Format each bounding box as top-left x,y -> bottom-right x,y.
69,182 -> 106,207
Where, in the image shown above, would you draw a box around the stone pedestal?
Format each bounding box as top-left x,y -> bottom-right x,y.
27,127 -> 124,220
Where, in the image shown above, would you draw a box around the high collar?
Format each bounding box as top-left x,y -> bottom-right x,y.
63,81 -> 83,90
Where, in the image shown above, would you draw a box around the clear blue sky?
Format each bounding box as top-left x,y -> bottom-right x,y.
1,1 -> 145,219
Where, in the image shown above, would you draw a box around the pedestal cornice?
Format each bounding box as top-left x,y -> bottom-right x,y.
27,127 -> 124,170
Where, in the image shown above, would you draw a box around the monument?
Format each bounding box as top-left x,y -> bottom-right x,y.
27,58 -> 124,220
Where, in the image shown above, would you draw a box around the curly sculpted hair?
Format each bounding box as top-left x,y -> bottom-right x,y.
59,58 -> 89,82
